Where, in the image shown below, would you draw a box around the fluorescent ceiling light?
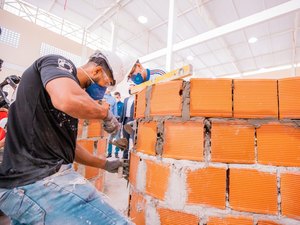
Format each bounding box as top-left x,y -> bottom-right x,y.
187,55 -> 194,61
248,37 -> 258,44
138,16 -> 148,24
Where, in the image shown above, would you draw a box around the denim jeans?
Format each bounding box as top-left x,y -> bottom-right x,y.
0,165 -> 132,225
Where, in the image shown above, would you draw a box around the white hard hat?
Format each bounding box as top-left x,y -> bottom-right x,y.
89,50 -> 126,89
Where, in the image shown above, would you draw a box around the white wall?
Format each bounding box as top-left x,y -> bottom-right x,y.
0,10 -> 131,100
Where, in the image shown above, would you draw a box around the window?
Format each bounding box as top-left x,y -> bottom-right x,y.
40,43 -> 81,66
0,27 -> 20,48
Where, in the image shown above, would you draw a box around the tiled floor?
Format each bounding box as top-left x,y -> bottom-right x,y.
103,170 -> 130,216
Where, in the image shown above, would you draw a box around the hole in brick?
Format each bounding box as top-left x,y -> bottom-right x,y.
179,89 -> 183,96
156,121 -> 164,155
277,174 -> 281,216
156,131 -> 164,155
204,119 -> 211,161
226,168 -> 230,208
128,193 -> 132,217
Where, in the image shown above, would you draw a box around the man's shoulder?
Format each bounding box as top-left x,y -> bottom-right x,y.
38,54 -> 67,62
36,54 -> 76,74
150,69 -> 165,76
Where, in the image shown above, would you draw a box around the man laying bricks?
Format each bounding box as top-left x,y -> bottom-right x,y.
125,60 -> 166,135
0,50 -> 132,225
127,59 -> 165,85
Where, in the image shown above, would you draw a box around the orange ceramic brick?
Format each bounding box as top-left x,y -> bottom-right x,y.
96,138 -> 107,157
158,208 -> 199,225
258,220 -> 282,225
129,191 -> 146,225
129,152 -> 140,188
186,167 -> 226,209
135,88 -> 146,118
94,173 -> 105,192
207,216 -> 253,225
77,140 -> 94,154
257,122 -> 300,167
85,166 -> 99,179
87,120 -> 102,138
190,78 -> 232,117
230,168 -> 277,214
278,77 -> 300,119
136,121 -> 157,155
211,120 -> 255,164
163,120 -> 204,161
150,80 -> 183,116
145,159 -> 170,200
77,119 -> 84,138
233,79 -> 278,119
281,173 -> 300,219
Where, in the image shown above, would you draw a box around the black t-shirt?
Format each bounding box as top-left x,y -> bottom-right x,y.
0,54 -> 79,188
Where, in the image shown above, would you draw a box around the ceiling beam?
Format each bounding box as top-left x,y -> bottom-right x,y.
194,0 -> 242,74
140,0 -> 300,63
0,0 -> 4,9
86,0 -> 132,32
48,0 -> 56,12
165,0 -> 177,71
118,3 -> 201,48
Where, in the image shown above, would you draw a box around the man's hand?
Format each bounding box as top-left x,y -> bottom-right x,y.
104,159 -> 123,173
110,138 -> 128,150
103,111 -> 120,135
98,99 -> 110,111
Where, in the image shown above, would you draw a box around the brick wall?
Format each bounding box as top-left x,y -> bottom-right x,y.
75,119 -> 108,192
128,78 -> 300,225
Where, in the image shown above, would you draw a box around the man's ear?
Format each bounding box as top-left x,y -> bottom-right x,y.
92,66 -> 104,80
136,63 -> 142,70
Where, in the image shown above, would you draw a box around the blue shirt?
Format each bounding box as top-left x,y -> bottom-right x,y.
117,101 -> 124,117
103,93 -> 118,116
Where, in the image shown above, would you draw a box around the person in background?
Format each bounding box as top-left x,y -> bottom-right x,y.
113,91 -> 124,158
0,59 -> 9,149
0,25 -> 9,225
103,89 -> 118,117
114,91 -> 123,120
0,108 -> 8,149
122,61 -> 166,139
127,59 -> 165,85
0,50 -> 132,225
103,89 -> 118,158
0,59 -> 3,73
120,84 -> 136,159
